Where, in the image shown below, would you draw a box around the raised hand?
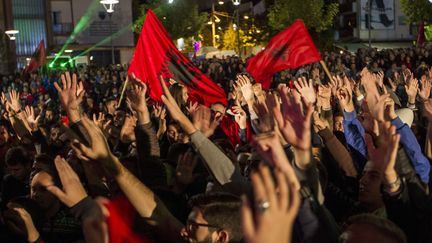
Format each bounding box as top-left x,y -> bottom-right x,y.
120,113 -> 137,143
153,103 -> 167,120
405,78 -> 418,104
312,111 -> 329,132
175,151 -> 198,186
365,122 -> 400,192
317,84 -> 332,110
126,74 -> 148,113
232,104 -> 247,129
71,116 -> 117,173
423,99 -> 432,122
186,101 -> 199,115
368,92 -> 391,122
294,77 -> 316,104
418,76 -> 431,102
273,87 -> 313,150
92,112 -> 106,129
24,106 -> 40,132
8,90 -> 21,113
8,205 -> 40,242
191,105 -> 222,137
47,156 -> 88,207
252,97 -> 275,134
241,165 -> 300,243
127,74 -> 151,125
54,72 -> 85,123
236,75 -> 254,103
336,87 -> 354,112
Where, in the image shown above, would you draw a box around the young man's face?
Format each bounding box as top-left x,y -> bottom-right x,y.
6,163 -> 30,181
180,207 -> 227,243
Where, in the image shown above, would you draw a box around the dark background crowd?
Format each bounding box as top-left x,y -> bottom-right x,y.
0,45 -> 432,243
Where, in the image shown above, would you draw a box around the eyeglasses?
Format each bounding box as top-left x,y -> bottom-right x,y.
186,220 -> 222,233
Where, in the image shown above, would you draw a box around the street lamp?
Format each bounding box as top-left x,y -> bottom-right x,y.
5,30 -> 19,40
218,0 -> 224,4
100,0 -> 119,13
100,0 -> 118,64
232,0 -> 241,57
168,0 -> 174,4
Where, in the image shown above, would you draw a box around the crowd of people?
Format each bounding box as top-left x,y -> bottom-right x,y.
0,45 -> 432,243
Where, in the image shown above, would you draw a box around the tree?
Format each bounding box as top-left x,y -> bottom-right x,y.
401,0 -> 432,24
267,0 -> 339,33
222,24 -> 238,50
134,0 -> 208,40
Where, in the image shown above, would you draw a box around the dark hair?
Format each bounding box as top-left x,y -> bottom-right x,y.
169,83 -> 186,107
5,147 -> 30,167
30,154 -> 61,187
211,101 -> 226,108
189,193 -> 243,243
346,214 -> 407,243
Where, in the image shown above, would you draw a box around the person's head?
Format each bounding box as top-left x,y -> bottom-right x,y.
45,109 -> 54,123
181,193 -> 243,243
358,160 -> 383,209
0,124 -> 10,145
5,147 -> 32,181
334,115 -> 344,132
211,102 -> 226,118
341,214 -> 407,243
167,122 -> 181,143
49,124 -> 63,145
169,83 -> 188,107
30,155 -> 61,211
113,109 -> 126,127
104,99 -> 117,115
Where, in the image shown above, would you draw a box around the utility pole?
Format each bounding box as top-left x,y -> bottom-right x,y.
211,3 -> 216,47
368,0 -> 372,48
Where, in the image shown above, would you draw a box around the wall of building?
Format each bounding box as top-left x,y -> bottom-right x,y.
355,0 -> 413,41
71,0 -> 134,47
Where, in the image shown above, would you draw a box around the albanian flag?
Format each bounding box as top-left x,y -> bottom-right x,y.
246,20 -> 321,89
128,10 -> 226,106
24,40 -> 46,73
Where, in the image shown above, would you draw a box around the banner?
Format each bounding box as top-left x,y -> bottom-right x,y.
128,10 -> 227,106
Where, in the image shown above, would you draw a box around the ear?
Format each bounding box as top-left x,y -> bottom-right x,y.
214,230 -> 229,243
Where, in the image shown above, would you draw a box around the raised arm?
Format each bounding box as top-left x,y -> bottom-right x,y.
71,117 -> 183,242
160,76 -> 250,195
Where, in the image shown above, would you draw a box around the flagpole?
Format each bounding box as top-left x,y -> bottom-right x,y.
117,76 -> 129,108
319,60 -> 334,83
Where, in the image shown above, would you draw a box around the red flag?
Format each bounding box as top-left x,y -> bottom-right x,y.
25,40 -> 46,73
246,20 -> 321,89
128,10 -> 226,106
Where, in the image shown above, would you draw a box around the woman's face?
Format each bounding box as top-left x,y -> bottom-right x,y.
167,125 -> 179,143
182,87 -> 189,103
30,171 -> 58,210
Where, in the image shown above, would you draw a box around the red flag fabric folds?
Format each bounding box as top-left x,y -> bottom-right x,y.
25,40 -> 46,73
246,20 -> 321,89
128,10 -> 226,106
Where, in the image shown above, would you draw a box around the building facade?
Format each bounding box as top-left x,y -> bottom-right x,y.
0,0 -> 135,73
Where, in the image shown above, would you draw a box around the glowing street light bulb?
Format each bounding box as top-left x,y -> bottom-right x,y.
100,0 -> 119,13
218,0 -> 224,4
5,30 -> 19,40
